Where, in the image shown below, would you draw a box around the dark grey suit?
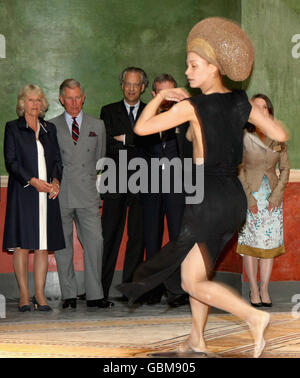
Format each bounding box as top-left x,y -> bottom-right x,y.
50,112 -> 106,300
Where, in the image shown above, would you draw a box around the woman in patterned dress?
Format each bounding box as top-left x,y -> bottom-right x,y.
237,94 -> 290,307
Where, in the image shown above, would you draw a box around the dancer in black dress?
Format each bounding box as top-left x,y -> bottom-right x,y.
118,17 -> 288,358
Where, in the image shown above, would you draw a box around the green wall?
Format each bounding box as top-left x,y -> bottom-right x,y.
241,0 -> 300,167
5,1 -> 300,173
0,0 -> 241,174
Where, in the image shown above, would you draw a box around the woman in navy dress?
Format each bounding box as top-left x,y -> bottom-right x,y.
3,84 -> 65,312
118,18 -> 289,358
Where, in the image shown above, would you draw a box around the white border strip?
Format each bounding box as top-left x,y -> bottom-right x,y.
289,169 -> 300,182
0,176 -> 8,187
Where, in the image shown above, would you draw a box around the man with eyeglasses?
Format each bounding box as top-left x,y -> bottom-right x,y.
100,67 -> 148,303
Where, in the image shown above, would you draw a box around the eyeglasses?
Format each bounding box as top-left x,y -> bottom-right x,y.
122,81 -> 142,89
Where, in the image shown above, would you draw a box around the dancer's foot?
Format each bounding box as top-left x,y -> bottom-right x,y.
177,339 -> 208,355
247,311 -> 270,358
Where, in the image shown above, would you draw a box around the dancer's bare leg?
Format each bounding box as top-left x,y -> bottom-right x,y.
244,255 -> 260,303
14,249 -> 30,307
178,297 -> 210,353
259,258 -> 273,303
181,244 -> 270,358
34,250 -> 49,306
178,244 -> 209,353
189,297 -> 209,351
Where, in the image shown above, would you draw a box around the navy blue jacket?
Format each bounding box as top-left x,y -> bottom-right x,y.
3,117 -> 65,251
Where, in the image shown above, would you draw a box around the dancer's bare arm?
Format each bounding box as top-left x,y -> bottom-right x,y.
134,88 -> 195,136
249,101 -> 289,142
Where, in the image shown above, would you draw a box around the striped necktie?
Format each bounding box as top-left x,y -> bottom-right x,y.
72,117 -> 79,145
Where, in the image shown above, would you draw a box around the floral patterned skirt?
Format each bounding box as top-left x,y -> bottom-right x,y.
237,175 -> 285,259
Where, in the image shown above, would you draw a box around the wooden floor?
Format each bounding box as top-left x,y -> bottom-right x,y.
0,299 -> 299,358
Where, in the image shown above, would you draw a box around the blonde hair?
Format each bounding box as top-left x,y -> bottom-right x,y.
186,38 -> 222,74
16,84 -> 49,117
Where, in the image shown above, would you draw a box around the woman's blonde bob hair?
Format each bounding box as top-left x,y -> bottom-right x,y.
16,84 -> 49,117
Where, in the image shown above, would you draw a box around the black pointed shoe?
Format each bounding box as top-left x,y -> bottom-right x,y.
259,290 -> 272,307
261,295 -> 272,307
261,301 -> 272,307
62,298 -> 77,309
18,304 -> 31,312
32,296 -> 52,312
249,292 -> 262,307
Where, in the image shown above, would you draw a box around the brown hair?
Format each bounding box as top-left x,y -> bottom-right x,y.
246,93 -> 274,132
251,93 -> 274,116
152,73 -> 177,93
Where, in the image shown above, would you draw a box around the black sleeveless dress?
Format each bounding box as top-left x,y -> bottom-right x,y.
117,90 -> 252,302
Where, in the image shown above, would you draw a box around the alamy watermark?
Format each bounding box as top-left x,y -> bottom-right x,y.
0,34 -> 5,59
291,34 -> 300,59
96,151 -> 204,205
0,294 -> 5,318
291,294 -> 300,319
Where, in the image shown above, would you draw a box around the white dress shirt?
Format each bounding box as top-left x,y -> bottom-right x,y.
64,110 -> 83,135
122,100 -> 140,144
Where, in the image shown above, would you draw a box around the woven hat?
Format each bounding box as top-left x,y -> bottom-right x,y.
186,17 -> 254,81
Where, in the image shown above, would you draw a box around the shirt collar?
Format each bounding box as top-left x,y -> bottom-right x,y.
65,110 -> 83,125
123,100 -> 140,112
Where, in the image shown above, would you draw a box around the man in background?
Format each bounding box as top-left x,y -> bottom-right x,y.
139,73 -> 191,307
100,67 -> 148,301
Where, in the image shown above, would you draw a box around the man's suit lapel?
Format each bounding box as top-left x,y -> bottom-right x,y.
59,112 -> 88,154
117,100 -> 146,132
57,114 -> 76,150
136,101 -> 146,120
75,112 -> 88,151
117,101 -> 132,133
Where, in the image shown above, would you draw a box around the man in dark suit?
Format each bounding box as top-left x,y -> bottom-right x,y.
50,79 -> 113,309
139,74 -> 192,307
100,67 -> 148,301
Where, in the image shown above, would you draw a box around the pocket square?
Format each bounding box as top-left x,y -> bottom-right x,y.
89,131 -> 97,137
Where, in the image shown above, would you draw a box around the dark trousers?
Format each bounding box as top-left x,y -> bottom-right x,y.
101,193 -> 144,298
141,191 -> 185,300
141,192 -> 185,260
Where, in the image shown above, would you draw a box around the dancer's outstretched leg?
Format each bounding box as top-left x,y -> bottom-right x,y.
181,243 -> 270,358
